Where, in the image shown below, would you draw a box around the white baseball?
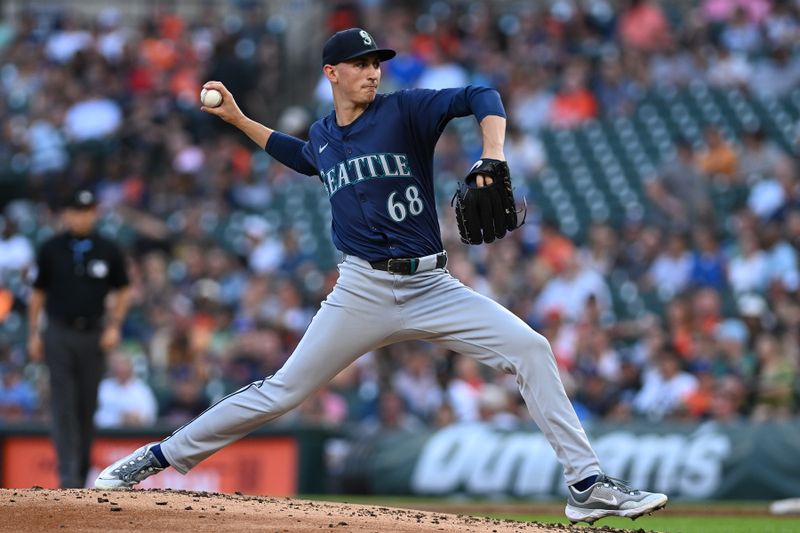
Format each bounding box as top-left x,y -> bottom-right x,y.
200,88 -> 223,108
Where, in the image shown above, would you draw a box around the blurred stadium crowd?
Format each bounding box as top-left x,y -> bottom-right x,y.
1,0 -> 800,434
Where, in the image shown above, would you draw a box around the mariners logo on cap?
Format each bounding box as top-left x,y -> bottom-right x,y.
322,27 -> 396,66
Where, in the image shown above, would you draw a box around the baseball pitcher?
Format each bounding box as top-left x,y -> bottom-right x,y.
95,28 -> 667,524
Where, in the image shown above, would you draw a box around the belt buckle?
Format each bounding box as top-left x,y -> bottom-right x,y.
386,258 -> 399,274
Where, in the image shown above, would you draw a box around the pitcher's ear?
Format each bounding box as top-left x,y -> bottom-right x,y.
323,64 -> 337,82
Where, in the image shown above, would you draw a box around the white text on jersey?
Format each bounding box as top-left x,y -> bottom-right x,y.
320,153 -> 412,197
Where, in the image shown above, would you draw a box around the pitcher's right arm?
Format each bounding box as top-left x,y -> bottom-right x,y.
201,81 -> 317,176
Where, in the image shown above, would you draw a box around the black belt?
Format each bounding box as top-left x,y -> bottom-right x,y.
370,252 -> 447,275
51,316 -> 104,331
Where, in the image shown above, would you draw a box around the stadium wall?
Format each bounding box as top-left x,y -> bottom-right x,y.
0,424 -> 336,494
335,421 -> 800,500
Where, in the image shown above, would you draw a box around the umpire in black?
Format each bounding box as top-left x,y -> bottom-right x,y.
27,189 -> 131,488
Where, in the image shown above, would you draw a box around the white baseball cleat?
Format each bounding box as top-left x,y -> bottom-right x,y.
565,474 -> 668,524
770,498 -> 800,515
95,442 -> 165,490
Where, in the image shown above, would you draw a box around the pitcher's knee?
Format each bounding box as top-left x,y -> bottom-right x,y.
272,391 -> 307,414
502,331 -> 555,374
257,380 -> 308,415
530,331 -> 555,357
514,330 -> 553,357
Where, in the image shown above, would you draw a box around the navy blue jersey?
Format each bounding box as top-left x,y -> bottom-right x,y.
266,86 -> 505,262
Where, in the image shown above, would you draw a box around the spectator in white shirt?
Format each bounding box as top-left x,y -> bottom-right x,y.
446,355 -> 483,422
392,344 -> 443,422
534,254 -> 613,324
0,216 -> 34,278
509,69 -> 553,133
634,348 -> 698,420
748,44 -> 800,99
761,221 -> 799,292
706,46 -> 751,88
244,215 -> 285,274
63,94 -> 123,141
44,14 -> 92,63
477,383 -> 520,430
644,232 -> 693,298
94,352 -> 158,428
720,7 -> 763,54
505,124 -> 546,180
728,229 -> 769,295
415,45 -> 469,90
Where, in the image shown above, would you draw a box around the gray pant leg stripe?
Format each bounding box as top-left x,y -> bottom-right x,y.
161,377 -> 269,443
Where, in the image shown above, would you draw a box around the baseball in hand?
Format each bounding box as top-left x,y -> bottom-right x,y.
200,88 -> 223,108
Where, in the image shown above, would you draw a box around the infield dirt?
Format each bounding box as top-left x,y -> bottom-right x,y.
0,488 -> 645,532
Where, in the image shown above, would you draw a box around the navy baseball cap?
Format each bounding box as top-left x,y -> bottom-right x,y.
322,28 -> 396,66
67,189 -> 97,209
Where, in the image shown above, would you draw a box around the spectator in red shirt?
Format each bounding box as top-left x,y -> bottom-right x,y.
549,61 -> 597,128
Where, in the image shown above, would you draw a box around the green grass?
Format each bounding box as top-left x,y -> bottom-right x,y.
304,495 -> 800,533
491,513 -> 800,533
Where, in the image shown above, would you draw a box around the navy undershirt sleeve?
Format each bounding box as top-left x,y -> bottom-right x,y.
264,131 -> 318,176
462,86 -> 507,123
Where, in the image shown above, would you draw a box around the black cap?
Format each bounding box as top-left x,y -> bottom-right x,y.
322,28 -> 396,66
67,189 -> 97,209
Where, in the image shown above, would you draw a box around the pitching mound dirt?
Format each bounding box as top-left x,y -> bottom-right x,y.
0,488 -> 644,532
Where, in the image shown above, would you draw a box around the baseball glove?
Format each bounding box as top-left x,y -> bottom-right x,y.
451,158 -> 525,245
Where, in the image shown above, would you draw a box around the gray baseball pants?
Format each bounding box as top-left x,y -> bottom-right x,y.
161,255 -> 601,484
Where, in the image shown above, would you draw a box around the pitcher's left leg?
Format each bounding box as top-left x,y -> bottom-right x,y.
404,271 -> 600,484
403,272 -> 667,523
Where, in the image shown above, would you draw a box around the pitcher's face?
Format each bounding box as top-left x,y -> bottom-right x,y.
329,53 -> 381,105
